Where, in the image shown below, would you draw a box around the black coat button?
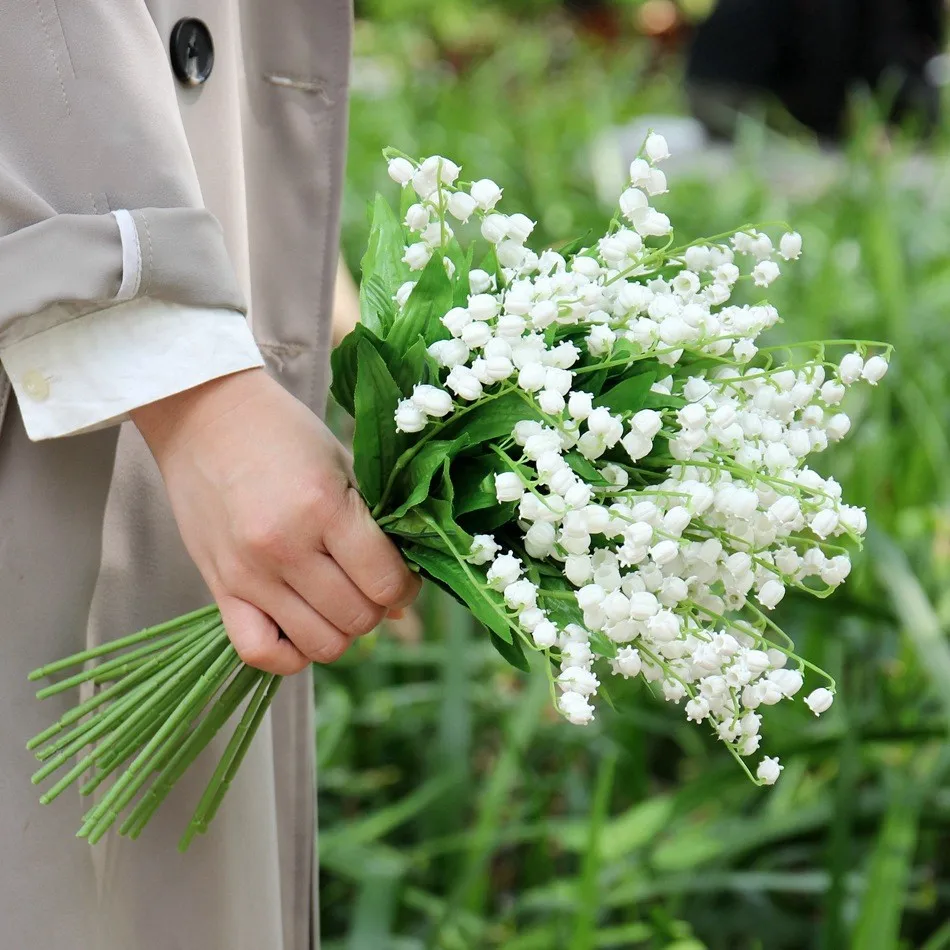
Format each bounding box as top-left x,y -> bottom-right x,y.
170,18 -> 214,86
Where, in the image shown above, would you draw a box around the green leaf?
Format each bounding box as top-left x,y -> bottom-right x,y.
565,451 -> 610,486
644,389 -> 686,410
386,255 -> 453,356
439,391 -> 543,446
594,371 -> 656,414
359,195 -> 408,335
331,324 -> 381,417
459,503 -> 517,534
403,544 -> 516,646
557,230 -> 594,259
452,243 -> 475,308
451,454 -> 506,517
353,339 -> 407,507
383,334 -> 442,397
386,437 -> 470,521
480,246 -> 502,287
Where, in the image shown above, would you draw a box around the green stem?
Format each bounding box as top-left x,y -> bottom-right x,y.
28,604 -> 219,681
179,673 -> 281,851
34,616 -> 217,699
83,637 -> 236,844
27,631 -> 198,751
123,664 -> 262,839
75,629 -> 227,833
33,627 -> 215,768
33,633 -> 218,797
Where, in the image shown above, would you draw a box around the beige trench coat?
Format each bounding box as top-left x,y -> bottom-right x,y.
0,2 -> 351,947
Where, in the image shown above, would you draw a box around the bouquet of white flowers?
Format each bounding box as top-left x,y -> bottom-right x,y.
28,134 -> 890,847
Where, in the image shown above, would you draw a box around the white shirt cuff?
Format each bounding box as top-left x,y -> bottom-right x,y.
1,299 -> 264,441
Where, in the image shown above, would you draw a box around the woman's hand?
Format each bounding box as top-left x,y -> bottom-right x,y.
131,368 -> 421,675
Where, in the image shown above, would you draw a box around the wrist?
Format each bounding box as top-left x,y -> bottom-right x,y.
131,368 -> 268,464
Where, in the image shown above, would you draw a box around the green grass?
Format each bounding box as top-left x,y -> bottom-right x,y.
319,16 -> 950,949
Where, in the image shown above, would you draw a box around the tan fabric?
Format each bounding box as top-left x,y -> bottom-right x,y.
0,1 -> 351,947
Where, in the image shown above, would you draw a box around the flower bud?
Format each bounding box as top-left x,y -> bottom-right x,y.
559,690 -> 595,725
394,399 -> 427,433
532,620 -> 558,648
387,157 -> 414,185
486,552 -> 522,590
447,191 -> 477,222
504,579 -> 538,611
468,268 -> 494,294
779,231 -> 802,260
644,132 -> 670,163
615,646 -> 642,678
506,213 -> 535,243
470,178 -> 503,211
518,362 -> 547,393
461,321 -> 492,348
752,260 -> 780,287
838,352 -> 864,385
411,384 -> 453,418
826,413 -> 851,441
861,355 -> 889,384
446,367 -> 483,401
404,202 -> 429,231
757,579 -> 786,609
480,213 -> 508,244
402,242 -> 432,271
804,687 -> 834,716
756,756 -> 783,785
468,534 -> 499,565
494,472 -> 525,503
810,509 -> 839,539
768,668 -> 803,698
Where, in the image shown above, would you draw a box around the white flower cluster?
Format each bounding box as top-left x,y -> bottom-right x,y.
385,138 -> 889,784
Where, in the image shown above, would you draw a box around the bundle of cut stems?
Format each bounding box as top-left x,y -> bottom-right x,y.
27,604 -> 275,851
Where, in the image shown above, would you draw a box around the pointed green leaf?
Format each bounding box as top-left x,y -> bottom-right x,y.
359,194 -> 408,335
439,391 -> 543,446
386,436 -> 470,521
593,371 -> 656,414
331,324 -> 381,417
557,230 -> 594,259
403,544 -> 516,646
352,339 -> 407,507
386,255 -> 453,356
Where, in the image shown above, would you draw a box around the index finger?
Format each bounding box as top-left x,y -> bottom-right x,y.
324,488 -> 421,609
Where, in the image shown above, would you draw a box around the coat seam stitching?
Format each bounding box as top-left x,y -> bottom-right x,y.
32,0 -> 70,116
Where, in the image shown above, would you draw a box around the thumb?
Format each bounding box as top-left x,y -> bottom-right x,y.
217,594 -> 310,676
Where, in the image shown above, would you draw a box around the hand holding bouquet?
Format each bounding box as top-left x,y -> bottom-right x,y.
29,134 -> 890,845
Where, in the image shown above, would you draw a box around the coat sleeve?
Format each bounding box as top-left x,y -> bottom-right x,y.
0,3 -> 262,441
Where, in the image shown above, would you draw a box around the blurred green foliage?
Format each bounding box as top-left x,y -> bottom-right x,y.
319,13 -> 950,950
